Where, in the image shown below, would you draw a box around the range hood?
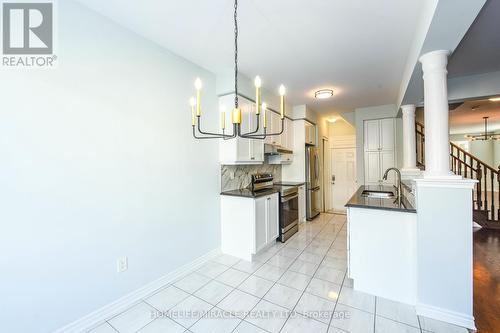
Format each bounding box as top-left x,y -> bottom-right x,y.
264,143 -> 293,155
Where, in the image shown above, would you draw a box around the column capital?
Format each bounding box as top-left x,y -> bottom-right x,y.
400,104 -> 416,116
419,50 -> 451,72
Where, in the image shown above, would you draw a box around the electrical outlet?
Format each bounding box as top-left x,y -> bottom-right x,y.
117,257 -> 128,272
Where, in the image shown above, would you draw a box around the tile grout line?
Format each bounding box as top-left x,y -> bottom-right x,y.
275,214 -> 341,332
243,215 -> 333,332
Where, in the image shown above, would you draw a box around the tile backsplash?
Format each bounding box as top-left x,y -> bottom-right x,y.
221,164 -> 282,191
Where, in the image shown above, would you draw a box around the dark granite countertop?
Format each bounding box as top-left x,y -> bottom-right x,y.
345,185 -> 416,213
274,181 -> 306,186
220,187 -> 280,198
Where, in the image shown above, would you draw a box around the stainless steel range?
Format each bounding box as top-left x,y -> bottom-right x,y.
251,173 -> 299,242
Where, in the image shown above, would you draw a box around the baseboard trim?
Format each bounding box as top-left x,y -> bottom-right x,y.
54,248 -> 221,333
416,302 -> 476,330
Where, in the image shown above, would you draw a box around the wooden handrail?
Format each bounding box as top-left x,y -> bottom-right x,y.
450,141 -> 498,175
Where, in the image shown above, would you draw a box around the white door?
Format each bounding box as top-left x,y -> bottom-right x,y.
380,118 -> 395,151
364,151 -> 381,185
380,150 -> 396,184
364,120 -> 380,151
331,148 -> 357,212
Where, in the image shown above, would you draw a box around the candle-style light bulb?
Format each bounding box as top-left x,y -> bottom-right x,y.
194,78 -> 202,116
190,97 -> 196,125
262,102 -> 268,128
220,104 -> 226,130
255,76 -> 262,115
194,78 -> 202,90
254,76 -> 262,88
279,85 -> 286,119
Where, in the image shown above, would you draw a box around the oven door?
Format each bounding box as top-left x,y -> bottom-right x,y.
280,193 -> 299,241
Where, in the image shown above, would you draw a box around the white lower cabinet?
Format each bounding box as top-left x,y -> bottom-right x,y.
221,193 -> 279,261
298,185 -> 306,222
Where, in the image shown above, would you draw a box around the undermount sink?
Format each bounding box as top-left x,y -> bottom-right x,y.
361,190 -> 395,199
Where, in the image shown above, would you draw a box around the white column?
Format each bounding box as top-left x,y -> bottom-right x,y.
419,50 -> 458,179
401,104 -> 419,173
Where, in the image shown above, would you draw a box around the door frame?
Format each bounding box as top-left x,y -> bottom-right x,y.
322,136 -> 331,213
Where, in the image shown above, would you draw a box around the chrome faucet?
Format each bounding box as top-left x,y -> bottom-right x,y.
383,167 -> 402,206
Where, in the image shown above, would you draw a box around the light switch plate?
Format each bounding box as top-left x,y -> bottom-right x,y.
117,257 -> 128,272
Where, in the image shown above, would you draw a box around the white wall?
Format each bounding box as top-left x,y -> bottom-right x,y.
0,1 -> 221,332
495,140 -> 500,168
469,140 -> 494,167
415,181 -> 475,329
353,104 -> 401,184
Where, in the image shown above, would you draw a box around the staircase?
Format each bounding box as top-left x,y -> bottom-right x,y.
416,122 -> 500,228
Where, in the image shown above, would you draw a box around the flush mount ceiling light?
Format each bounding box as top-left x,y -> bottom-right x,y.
315,89 -> 334,99
327,118 -> 337,123
489,97 -> 500,102
189,0 -> 286,140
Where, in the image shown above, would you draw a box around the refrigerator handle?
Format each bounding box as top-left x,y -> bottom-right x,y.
314,152 -> 319,183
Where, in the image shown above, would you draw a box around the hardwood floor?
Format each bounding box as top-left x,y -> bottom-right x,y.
473,227 -> 500,332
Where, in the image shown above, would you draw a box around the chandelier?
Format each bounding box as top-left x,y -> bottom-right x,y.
190,0 -> 286,140
465,117 -> 500,141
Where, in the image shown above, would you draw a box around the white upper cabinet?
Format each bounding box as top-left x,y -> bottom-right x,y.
269,111 -> 282,146
305,121 -> 316,146
219,94 -> 264,164
284,117 -> 294,150
363,118 -> 396,185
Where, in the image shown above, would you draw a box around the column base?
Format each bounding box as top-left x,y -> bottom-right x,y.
401,168 -> 423,180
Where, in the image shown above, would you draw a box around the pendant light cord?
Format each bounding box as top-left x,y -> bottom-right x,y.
234,0 -> 239,108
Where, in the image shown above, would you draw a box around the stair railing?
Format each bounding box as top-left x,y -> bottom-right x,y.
416,121 -> 499,223
450,142 -> 499,221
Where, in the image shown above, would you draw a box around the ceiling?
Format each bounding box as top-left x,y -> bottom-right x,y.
76,0 -> 426,113
449,99 -> 500,134
448,0 -> 500,78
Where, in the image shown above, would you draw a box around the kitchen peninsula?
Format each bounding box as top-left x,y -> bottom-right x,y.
345,185 -> 417,304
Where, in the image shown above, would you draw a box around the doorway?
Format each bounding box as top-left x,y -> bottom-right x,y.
330,135 -> 357,213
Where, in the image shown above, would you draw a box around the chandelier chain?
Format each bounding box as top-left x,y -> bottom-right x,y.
234,0 -> 238,108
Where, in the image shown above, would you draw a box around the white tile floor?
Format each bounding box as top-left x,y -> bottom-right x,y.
88,214 -> 471,333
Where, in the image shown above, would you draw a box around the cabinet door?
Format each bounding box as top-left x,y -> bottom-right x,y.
364,120 -> 380,151
298,185 -> 306,222
248,103 -> 264,162
270,112 -> 282,146
364,151 -> 381,185
380,151 -> 396,184
380,118 -> 395,151
236,105 -> 252,162
266,194 -> 279,243
305,122 -> 316,145
254,197 -> 267,253
285,118 -> 294,150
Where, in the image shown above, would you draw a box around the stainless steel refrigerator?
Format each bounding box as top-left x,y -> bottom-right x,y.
305,145 -> 320,220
